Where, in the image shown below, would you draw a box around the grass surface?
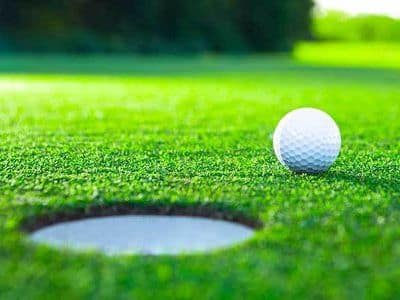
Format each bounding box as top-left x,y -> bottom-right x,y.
295,42 -> 400,69
0,46 -> 400,299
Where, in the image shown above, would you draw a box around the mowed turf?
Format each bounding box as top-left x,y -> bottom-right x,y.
0,46 -> 399,299
295,42 -> 400,69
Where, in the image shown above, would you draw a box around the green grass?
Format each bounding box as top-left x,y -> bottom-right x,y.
0,46 -> 400,299
295,42 -> 400,69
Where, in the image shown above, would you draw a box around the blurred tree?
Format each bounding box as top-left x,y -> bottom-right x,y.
314,11 -> 400,42
0,0 -> 313,53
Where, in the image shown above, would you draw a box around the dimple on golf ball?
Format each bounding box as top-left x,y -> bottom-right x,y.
273,108 -> 341,174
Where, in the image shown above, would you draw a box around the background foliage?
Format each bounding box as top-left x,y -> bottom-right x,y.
314,11 -> 400,42
0,0 -> 313,53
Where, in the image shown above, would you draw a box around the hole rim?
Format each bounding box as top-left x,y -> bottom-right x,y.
21,203 -> 264,234
28,213 -> 258,256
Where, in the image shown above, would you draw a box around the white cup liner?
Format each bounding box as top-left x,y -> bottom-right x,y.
29,215 -> 255,255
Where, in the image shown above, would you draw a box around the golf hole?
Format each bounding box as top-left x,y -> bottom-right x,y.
29,215 -> 255,255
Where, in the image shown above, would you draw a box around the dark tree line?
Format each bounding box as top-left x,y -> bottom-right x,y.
0,0 -> 313,53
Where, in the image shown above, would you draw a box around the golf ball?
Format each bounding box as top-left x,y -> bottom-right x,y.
273,108 -> 341,174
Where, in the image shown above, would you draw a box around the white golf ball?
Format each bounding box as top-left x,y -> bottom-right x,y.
273,108 -> 341,174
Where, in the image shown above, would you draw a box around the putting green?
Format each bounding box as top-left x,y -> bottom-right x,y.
0,46 -> 399,299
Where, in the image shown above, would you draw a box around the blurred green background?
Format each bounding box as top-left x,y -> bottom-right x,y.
0,0 -> 313,53
1,0 -> 400,54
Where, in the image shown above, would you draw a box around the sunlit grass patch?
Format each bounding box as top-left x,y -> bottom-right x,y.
294,42 -> 400,68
